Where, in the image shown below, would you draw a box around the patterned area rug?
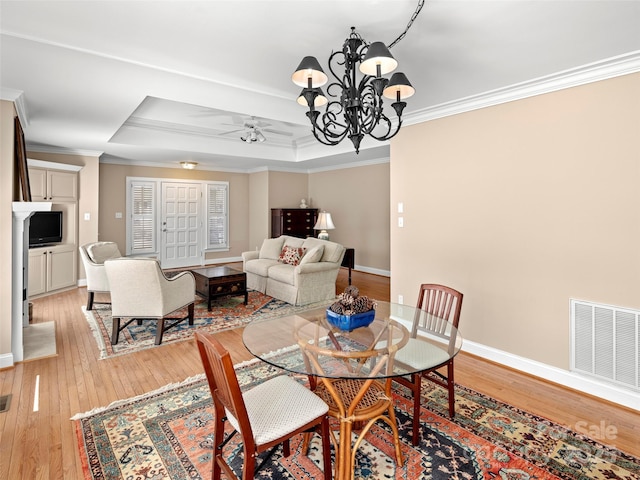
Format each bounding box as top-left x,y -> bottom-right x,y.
82,291 -> 331,358
73,353 -> 640,479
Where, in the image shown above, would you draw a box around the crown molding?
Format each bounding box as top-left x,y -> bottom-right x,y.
405,51 -> 640,126
0,87 -> 29,127
99,156 -> 250,174
26,143 -> 103,158
27,158 -> 82,172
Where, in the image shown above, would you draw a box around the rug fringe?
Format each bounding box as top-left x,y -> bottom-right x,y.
81,306 -> 109,360
70,373 -> 206,421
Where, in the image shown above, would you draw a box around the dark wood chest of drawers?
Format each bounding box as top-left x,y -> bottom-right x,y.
271,208 -> 318,238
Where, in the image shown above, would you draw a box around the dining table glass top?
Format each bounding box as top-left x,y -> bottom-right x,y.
242,301 -> 462,380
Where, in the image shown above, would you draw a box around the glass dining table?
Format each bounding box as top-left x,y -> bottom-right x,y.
242,301 -> 463,480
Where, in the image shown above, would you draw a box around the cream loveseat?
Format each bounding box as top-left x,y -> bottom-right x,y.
242,235 -> 346,306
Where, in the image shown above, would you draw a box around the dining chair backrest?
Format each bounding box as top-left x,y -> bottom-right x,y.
413,284 -> 463,337
195,332 -> 254,443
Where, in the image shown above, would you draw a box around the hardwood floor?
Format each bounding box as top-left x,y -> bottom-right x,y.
1,265 -> 638,479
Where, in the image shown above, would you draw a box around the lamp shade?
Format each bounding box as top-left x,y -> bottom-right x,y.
359,41 -> 397,76
314,211 -> 335,230
292,56 -> 328,88
297,87 -> 328,107
383,72 -> 415,100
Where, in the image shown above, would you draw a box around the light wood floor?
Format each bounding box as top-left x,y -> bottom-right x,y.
1,265 -> 638,479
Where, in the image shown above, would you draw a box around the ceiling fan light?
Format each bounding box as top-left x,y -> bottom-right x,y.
292,56 -> 328,88
257,131 -> 266,142
297,88 -> 328,107
383,72 -> 415,100
359,41 -> 397,76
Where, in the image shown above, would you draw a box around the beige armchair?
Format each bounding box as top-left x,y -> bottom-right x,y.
79,242 -> 122,310
104,257 -> 196,345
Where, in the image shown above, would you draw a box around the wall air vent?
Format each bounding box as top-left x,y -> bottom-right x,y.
571,299 -> 639,392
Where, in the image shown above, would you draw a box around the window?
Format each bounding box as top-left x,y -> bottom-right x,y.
128,181 -> 156,254
207,182 -> 229,250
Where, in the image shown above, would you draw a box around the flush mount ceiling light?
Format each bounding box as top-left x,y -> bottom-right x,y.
292,0 -> 424,154
180,161 -> 198,169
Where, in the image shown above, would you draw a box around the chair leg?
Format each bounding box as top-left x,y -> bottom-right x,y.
411,373 -> 422,446
282,438 -> 290,457
320,416 -> 332,480
188,303 -> 194,325
447,361 -> 456,418
212,405 -> 225,480
242,446 -> 255,480
86,291 -> 94,311
155,319 -> 165,345
111,318 -> 120,344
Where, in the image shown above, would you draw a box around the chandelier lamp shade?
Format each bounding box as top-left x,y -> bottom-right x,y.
313,211 -> 335,240
292,28 -> 416,154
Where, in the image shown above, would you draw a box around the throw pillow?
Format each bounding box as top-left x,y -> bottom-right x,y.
278,245 -> 306,266
259,237 -> 285,260
300,245 -> 325,265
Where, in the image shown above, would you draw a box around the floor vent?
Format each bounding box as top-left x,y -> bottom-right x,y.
0,394 -> 11,413
571,299 -> 639,392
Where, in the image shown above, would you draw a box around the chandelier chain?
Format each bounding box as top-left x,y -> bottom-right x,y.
388,0 -> 426,49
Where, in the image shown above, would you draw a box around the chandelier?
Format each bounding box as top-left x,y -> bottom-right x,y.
291,2 -> 424,154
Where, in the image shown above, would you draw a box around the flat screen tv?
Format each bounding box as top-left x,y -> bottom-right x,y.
29,211 -> 63,247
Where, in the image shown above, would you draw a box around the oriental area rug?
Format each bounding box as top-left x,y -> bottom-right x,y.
73,354 -> 640,480
82,291 -> 331,358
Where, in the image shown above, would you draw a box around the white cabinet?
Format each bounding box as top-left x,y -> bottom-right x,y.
29,167 -> 77,202
27,160 -> 81,297
28,244 -> 77,296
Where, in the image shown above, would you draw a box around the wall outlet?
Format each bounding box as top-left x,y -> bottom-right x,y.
398,217 -> 404,227
115,212 -> 123,219
398,294 -> 404,304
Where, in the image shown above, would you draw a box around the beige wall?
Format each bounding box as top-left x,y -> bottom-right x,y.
268,171 -> 309,209
0,101 -> 17,358
310,163 -> 390,272
98,163 -> 250,262
248,170 -> 270,251
390,73 -> 640,370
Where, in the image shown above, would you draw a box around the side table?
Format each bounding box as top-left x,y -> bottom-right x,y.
341,248 -> 355,285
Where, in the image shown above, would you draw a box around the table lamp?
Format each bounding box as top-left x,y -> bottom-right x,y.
314,211 -> 335,240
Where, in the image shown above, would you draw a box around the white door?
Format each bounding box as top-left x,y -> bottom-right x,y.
161,182 -> 202,269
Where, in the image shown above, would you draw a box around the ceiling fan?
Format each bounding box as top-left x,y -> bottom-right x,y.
219,116 -> 293,144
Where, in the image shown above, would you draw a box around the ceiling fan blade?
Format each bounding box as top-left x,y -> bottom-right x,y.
218,128 -> 245,136
263,128 -> 294,136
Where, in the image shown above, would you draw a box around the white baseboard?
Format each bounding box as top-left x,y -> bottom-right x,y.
77,278 -> 87,287
205,256 -> 243,265
462,340 -> 640,411
354,265 -> 390,277
0,353 -> 15,369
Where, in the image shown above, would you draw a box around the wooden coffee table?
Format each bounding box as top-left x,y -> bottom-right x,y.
190,266 -> 248,311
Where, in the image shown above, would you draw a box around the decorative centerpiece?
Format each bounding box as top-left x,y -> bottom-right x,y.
326,286 -> 377,331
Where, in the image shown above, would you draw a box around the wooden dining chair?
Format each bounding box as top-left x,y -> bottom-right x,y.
195,332 -> 332,480
394,283 -> 463,445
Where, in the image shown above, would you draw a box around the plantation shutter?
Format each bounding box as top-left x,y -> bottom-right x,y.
207,183 -> 228,249
130,181 -> 156,254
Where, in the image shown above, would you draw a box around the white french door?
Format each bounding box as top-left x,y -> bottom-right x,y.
161,182 -> 202,269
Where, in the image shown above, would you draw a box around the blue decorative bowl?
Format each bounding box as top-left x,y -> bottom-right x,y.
326,308 -> 375,331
